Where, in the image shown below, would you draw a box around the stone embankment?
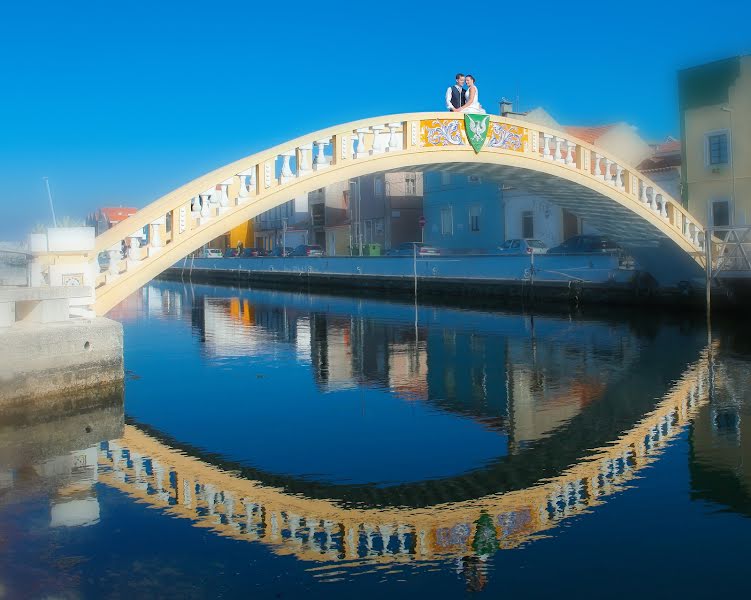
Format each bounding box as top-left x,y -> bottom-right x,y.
0,286 -> 123,411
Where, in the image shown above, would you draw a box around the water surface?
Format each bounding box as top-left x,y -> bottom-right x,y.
1,281 -> 750,598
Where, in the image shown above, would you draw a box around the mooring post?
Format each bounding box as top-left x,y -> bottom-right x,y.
704,228 -> 712,316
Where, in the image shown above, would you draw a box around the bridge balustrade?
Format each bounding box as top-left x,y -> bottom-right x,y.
76,113 -> 710,315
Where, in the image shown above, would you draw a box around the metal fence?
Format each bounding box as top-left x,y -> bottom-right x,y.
0,250 -> 30,286
707,226 -> 751,280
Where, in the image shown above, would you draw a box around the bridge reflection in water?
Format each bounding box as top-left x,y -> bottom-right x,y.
95,282 -> 717,576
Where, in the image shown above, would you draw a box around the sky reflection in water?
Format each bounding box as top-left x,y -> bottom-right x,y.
2,281 -> 751,598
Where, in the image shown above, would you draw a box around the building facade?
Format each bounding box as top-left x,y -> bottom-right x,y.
423,172 -> 504,253
680,55 -> 751,229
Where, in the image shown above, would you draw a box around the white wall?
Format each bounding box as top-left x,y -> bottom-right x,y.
504,191 -> 564,248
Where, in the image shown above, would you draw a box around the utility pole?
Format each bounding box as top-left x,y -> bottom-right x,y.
42,177 -> 58,228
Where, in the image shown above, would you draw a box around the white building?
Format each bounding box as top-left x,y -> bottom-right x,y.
504,108 -> 656,248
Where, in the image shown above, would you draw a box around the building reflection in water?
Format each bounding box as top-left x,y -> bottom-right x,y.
78,282 -> 738,587
690,330 -> 751,516
139,282 -> 645,452
0,386 -> 124,529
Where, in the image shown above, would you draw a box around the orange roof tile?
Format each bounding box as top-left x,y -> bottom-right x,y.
655,140 -> 681,154
563,124 -> 617,144
99,206 -> 138,224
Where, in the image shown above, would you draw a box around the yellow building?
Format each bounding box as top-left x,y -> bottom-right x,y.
680,55 -> 751,229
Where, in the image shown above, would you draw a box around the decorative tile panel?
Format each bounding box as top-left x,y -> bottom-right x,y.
420,119 -> 466,147
487,123 -> 527,152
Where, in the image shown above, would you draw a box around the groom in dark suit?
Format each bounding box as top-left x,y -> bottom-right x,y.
446,73 -> 466,112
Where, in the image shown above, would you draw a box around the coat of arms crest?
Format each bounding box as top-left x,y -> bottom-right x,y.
464,114 -> 490,153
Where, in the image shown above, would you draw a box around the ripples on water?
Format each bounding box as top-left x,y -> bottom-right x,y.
2,281 -> 751,597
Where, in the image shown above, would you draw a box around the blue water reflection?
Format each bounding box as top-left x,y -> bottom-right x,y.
3,281 -> 751,598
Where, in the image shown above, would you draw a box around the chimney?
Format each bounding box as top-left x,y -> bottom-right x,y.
500,97 -> 513,116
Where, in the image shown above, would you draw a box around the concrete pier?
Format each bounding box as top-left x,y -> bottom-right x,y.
0,286 -> 123,410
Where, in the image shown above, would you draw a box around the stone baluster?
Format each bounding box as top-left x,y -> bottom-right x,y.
565,141 -> 576,166
236,172 -> 250,203
615,164 -> 624,189
379,524 -> 393,553
298,143 -> 312,175
542,133 -> 553,159
370,125 -> 386,154
346,527 -> 357,559
217,179 -> 232,211
648,187 -> 658,211
190,197 -> 201,218
387,122 -> 403,151
108,244 -> 121,277
270,512 -> 280,540
199,193 -> 211,220
657,193 -> 668,218
594,153 -> 603,179
640,181 -> 648,204
150,219 -> 163,249
279,151 -> 295,183
182,479 -> 193,507
323,520 -> 334,554
604,159 -> 614,184
313,138 -> 330,170
690,222 -> 700,246
553,136 -> 563,162
355,128 -> 370,158
127,235 -> 142,261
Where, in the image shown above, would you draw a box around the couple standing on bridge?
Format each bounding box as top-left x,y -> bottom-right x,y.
445,73 -> 485,113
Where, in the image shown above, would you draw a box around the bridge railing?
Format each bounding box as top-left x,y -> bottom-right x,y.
87,113 -> 707,311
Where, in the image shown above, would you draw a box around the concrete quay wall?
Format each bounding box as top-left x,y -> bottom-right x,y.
163,255 -> 699,307
0,317 -> 124,411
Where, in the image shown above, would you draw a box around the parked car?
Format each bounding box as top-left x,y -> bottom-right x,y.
292,244 -> 324,257
241,247 -> 267,257
200,248 -> 224,259
223,248 -> 239,258
386,242 -> 440,256
497,239 -> 548,255
271,246 -> 294,257
547,235 -> 620,255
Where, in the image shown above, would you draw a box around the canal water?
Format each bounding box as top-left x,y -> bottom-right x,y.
2,280 -> 750,598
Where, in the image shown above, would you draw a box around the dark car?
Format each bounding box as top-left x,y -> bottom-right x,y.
223,248 -> 239,258
292,244 -> 324,257
241,247 -> 267,257
386,242 -> 440,256
271,246 -> 294,257
547,235 -> 620,255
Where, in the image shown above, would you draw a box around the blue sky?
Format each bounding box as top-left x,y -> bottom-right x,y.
1,0 -> 749,239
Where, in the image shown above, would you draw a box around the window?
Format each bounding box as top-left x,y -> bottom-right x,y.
521,211 -> 534,238
374,177 -> 384,198
441,207 -> 453,235
469,206 -> 481,232
712,200 -> 731,227
705,130 -> 730,166
405,173 -> 417,195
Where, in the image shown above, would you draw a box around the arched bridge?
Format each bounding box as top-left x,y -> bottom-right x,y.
81,112 -> 707,315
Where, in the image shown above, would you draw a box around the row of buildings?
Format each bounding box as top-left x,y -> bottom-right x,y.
92,55 -> 749,255
218,120 -> 682,255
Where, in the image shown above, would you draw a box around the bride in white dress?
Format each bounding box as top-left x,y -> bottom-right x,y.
458,74 -> 485,114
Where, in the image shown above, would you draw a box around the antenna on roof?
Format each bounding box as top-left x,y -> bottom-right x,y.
42,177 -> 58,228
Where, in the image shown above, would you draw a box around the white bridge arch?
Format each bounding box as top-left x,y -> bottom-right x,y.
84,112 -> 706,315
